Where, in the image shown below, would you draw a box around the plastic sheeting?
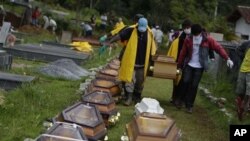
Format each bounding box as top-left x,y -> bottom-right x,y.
39,59 -> 90,80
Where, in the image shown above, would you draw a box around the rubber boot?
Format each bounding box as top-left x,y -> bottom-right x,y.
243,95 -> 250,112
236,96 -> 244,121
134,92 -> 142,104
124,93 -> 133,106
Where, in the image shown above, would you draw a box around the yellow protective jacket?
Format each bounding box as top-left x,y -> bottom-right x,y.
240,48 -> 250,72
166,38 -> 179,61
118,25 -> 156,82
111,21 -> 125,36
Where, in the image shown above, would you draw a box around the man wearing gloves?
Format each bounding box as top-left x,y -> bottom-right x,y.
107,17 -> 156,106
177,24 -> 234,113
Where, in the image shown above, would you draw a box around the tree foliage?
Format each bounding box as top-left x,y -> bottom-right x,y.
38,0 -> 250,34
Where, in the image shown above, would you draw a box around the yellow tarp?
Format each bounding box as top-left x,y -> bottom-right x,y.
70,41 -> 93,53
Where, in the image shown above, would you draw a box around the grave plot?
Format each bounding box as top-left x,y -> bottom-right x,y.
0,71 -> 35,90
2,43 -> 90,64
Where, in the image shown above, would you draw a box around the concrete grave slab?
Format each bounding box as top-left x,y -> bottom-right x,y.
0,22 -> 11,45
0,71 -> 35,90
1,43 -> 89,64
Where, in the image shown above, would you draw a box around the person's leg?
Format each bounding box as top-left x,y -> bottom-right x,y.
243,73 -> 250,112
124,70 -> 136,106
171,78 -> 183,104
235,72 -> 246,120
175,65 -> 192,108
134,67 -> 145,103
185,68 -> 204,113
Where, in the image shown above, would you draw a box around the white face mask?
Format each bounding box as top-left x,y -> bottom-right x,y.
184,28 -> 191,34
193,34 -> 202,40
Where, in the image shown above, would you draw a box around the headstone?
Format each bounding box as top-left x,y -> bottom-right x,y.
60,31 -> 72,44
210,32 -> 224,41
0,50 -> 12,70
0,22 -> 11,45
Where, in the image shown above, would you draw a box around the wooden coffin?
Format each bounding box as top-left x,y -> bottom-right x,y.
55,102 -> 107,141
86,79 -> 121,97
82,90 -> 118,126
152,55 -> 177,79
126,112 -> 181,141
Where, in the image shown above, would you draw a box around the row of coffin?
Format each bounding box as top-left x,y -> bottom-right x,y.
35,58 -> 122,141
35,57 -> 181,141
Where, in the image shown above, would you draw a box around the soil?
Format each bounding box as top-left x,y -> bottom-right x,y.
17,25 -> 50,34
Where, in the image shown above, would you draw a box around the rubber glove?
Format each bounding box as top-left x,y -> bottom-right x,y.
226,58 -> 234,69
99,35 -> 107,42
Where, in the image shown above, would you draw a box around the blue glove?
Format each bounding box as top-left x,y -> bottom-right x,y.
99,35 -> 107,42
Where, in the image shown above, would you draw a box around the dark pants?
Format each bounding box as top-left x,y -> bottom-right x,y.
125,67 -> 144,93
178,65 -> 204,108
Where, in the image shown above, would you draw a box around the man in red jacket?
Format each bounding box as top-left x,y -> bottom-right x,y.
177,24 -> 234,113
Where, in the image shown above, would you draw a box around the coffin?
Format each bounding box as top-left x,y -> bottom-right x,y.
126,113 -> 181,141
152,55 -> 177,79
36,122 -> 88,141
95,68 -> 118,81
55,102 -> 107,141
86,79 -> 121,97
82,90 -> 119,126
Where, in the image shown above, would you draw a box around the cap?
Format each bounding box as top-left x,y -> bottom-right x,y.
138,18 -> 148,32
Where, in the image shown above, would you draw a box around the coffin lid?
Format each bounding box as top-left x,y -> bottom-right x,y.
99,68 -> 118,77
153,55 -> 176,63
61,102 -> 103,128
82,90 -> 114,105
44,122 -> 88,140
93,79 -> 116,88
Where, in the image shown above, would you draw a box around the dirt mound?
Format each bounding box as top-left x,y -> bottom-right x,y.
18,25 -> 50,34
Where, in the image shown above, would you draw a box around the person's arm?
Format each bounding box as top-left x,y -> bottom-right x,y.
208,37 -> 234,68
109,34 -> 121,44
208,37 -> 229,60
209,48 -> 215,61
177,38 -> 188,69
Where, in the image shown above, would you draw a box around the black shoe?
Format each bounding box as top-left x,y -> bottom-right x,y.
134,97 -> 142,104
186,107 -> 193,114
134,92 -> 142,104
124,94 -> 133,106
174,100 -> 183,109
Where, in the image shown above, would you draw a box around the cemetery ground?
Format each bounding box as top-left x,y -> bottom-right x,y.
0,45 -> 250,141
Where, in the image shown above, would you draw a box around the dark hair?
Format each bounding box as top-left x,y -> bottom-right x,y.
191,24 -> 202,35
182,19 -> 192,29
134,14 -> 144,22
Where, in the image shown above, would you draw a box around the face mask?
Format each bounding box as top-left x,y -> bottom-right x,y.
193,34 -> 201,40
184,28 -> 191,34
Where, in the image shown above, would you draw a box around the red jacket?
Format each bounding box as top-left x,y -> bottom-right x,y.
32,10 -> 40,19
177,33 -> 229,70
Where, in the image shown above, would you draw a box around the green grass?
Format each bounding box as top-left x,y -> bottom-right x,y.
107,77 -> 231,141
1,46 -> 249,141
0,45 -> 121,141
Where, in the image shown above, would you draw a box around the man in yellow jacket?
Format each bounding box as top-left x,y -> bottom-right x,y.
108,17 -> 156,105
235,40 -> 250,120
